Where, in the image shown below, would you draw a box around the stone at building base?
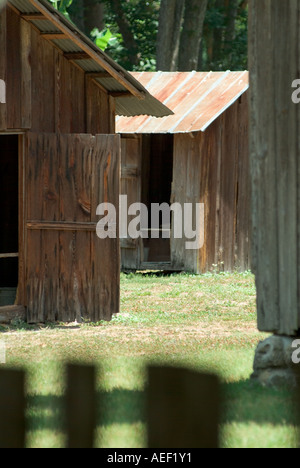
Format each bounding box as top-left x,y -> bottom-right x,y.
0,305 -> 26,324
251,335 -> 299,388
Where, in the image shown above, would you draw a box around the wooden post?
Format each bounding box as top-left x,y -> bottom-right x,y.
249,0 -> 300,335
146,366 -> 220,448
249,0 -> 300,385
65,364 -> 96,449
0,368 -> 26,448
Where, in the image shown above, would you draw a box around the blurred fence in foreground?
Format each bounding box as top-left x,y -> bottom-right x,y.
0,364 -> 220,449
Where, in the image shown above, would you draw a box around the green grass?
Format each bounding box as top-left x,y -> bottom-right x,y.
0,271 -> 298,448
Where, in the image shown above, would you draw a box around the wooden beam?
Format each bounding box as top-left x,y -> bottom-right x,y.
64,52 -> 90,60
21,13 -> 46,21
41,32 -> 67,40
87,77 -> 109,95
110,91 -> 132,98
27,221 -> 96,231
85,72 -> 111,78
28,0 -> 146,100
0,253 -> 18,259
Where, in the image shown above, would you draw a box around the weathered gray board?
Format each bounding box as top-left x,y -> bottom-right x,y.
249,0 -> 300,335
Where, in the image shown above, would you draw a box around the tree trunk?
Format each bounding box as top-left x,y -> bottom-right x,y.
156,0 -> 185,71
84,0 -> 105,35
178,0 -> 208,71
110,0 -> 140,67
224,0 -> 239,62
68,0 -> 85,32
212,0 -> 225,66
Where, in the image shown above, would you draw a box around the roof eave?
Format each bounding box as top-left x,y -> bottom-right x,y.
7,0 -> 173,118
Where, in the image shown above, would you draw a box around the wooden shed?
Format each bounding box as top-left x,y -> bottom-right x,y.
0,0 -> 171,323
117,71 -> 250,274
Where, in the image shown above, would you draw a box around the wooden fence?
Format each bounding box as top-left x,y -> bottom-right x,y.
0,364 -> 220,449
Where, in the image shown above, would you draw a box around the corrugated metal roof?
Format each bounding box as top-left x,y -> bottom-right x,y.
7,0 -> 173,118
116,71 -> 249,133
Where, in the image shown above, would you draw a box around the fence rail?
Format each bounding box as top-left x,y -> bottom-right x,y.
0,364 -> 220,449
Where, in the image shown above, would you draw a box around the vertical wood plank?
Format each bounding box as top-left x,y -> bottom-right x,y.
70,62 -> 85,133
6,7 -> 21,129
235,92 -> 250,272
17,135 -> 26,306
30,29 -> 55,132
109,95 -> 116,133
54,53 -> 86,134
184,134 -> 201,273
0,368 -> 26,449
198,125 -> 219,274
92,134 -> 121,321
171,135 -> 187,270
58,134 -> 93,322
218,101 -> 239,272
0,8 -> 7,130
298,0 -> 300,329
20,18 -> 31,129
147,366 -> 220,449
120,137 -> 142,270
249,0 -> 280,332
26,133 -> 60,322
86,78 -> 110,135
274,1 -> 298,334
66,364 -> 96,449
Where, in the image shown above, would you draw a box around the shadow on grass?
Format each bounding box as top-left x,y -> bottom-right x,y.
26,380 -> 299,435
221,379 -> 299,426
26,389 -> 146,432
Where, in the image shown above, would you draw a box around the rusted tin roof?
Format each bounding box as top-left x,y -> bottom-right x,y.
116,71 -> 249,133
7,0 -> 173,117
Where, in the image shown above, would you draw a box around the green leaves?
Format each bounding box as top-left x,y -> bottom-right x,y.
91,28 -> 113,51
48,0 -> 74,22
91,28 -> 125,54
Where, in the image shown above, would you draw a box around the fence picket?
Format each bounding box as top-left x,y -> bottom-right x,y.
0,368 -> 26,448
146,366 -> 220,448
65,364 -> 96,449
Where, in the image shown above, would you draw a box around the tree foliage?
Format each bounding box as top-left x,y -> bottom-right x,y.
47,0 -> 248,72
202,0 -> 248,71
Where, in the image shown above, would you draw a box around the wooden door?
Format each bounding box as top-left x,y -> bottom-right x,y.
25,133 -> 120,323
120,137 -> 142,270
171,135 -> 201,273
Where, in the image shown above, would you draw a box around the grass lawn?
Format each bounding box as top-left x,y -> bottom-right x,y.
0,271 -> 298,448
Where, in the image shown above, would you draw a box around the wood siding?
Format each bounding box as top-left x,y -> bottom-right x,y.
25,133 -> 120,323
172,92 -> 250,273
0,7 -> 114,134
120,91 -> 250,274
249,0 -> 300,335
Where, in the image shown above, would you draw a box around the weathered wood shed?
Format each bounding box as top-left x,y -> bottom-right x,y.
0,0 -> 171,323
117,71 -> 250,274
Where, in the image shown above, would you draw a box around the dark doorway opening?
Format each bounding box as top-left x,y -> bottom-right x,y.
0,135 -> 19,306
141,134 -> 174,263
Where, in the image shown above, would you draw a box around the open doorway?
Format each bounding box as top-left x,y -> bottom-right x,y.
141,134 -> 174,264
0,135 -> 19,306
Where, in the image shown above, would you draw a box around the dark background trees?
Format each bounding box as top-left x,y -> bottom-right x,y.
48,0 -> 248,72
